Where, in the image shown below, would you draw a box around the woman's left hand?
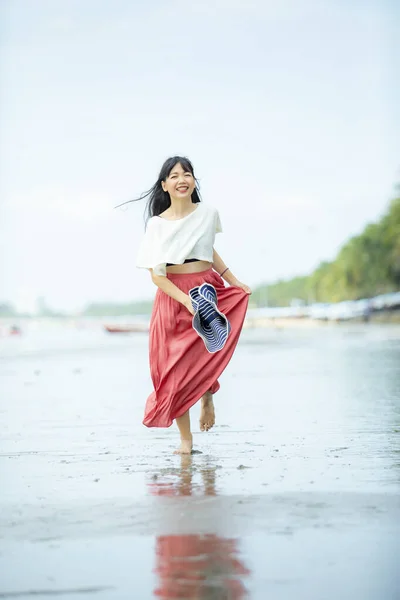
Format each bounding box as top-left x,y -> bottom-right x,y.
236,282 -> 252,295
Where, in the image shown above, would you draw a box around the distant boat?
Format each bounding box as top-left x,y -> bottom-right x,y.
9,325 -> 22,336
104,324 -> 148,334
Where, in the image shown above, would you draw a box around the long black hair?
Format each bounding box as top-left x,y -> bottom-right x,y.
116,156 -> 201,224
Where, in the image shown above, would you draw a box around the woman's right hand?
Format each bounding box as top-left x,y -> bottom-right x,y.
182,295 -> 195,316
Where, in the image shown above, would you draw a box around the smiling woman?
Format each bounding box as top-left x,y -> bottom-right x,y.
161,162 -> 197,205
120,156 -> 251,455
116,156 -> 202,219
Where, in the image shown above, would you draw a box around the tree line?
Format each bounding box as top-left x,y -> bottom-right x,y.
2,194 -> 398,316
252,194 -> 400,307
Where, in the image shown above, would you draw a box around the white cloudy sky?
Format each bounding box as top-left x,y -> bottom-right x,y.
0,0 -> 399,312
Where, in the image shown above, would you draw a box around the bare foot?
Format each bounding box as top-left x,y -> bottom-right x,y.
174,436 -> 193,455
200,392 -> 215,432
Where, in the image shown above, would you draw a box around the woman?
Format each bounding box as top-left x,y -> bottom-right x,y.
133,156 -> 251,454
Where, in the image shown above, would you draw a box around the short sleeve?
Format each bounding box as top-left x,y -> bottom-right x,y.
136,218 -> 167,276
215,209 -> 223,234
136,219 -> 155,266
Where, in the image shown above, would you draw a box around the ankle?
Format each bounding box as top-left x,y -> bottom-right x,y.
202,392 -> 213,406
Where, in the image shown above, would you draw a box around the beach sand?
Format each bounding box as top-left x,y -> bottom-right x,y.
0,324 -> 399,599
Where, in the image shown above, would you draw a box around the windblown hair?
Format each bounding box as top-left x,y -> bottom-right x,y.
116,156 -> 201,224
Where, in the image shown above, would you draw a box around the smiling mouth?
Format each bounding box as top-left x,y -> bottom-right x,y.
177,187 -> 189,191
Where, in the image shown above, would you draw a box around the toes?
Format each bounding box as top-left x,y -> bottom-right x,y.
200,418 -> 214,432
200,408 -> 215,432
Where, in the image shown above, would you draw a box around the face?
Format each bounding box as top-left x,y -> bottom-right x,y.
161,162 -> 196,200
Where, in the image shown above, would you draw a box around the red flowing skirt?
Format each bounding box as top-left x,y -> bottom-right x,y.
143,268 -> 249,427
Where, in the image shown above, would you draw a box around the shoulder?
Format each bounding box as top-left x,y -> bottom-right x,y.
141,216 -> 161,237
146,216 -> 161,229
157,207 -> 171,219
196,203 -> 222,234
198,203 -> 220,217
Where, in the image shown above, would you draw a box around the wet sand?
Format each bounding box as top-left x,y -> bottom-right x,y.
0,325 -> 399,599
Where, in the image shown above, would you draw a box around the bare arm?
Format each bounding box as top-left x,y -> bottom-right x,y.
212,249 -> 240,286
150,270 -> 194,315
212,249 -> 252,294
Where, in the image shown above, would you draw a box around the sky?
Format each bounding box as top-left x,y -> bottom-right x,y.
0,0 -> 399,313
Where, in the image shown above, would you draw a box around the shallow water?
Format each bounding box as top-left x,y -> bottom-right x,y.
0,324 -> 399,598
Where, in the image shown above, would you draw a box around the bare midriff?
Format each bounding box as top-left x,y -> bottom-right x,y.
166,260 -> 212,274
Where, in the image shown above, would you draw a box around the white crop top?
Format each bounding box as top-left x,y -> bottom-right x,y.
136,202 -> 222,276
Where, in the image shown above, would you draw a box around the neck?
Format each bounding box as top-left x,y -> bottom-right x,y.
169,197 -> 194,216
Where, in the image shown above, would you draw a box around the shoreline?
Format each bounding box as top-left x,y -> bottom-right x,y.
1,308 -> 400,337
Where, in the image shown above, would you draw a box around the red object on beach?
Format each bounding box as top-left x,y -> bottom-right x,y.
104,324 -> 148,333
143,268 -> 248,427
9,325 -> 22,336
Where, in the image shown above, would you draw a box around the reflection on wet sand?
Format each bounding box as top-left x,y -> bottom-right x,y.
148,454 -> 218,497
153,534 -> 250,600
149,456 -> 250,599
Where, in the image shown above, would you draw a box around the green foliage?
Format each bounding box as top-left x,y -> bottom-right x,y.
252,276 -> 309,307
254,196 -> 400,306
